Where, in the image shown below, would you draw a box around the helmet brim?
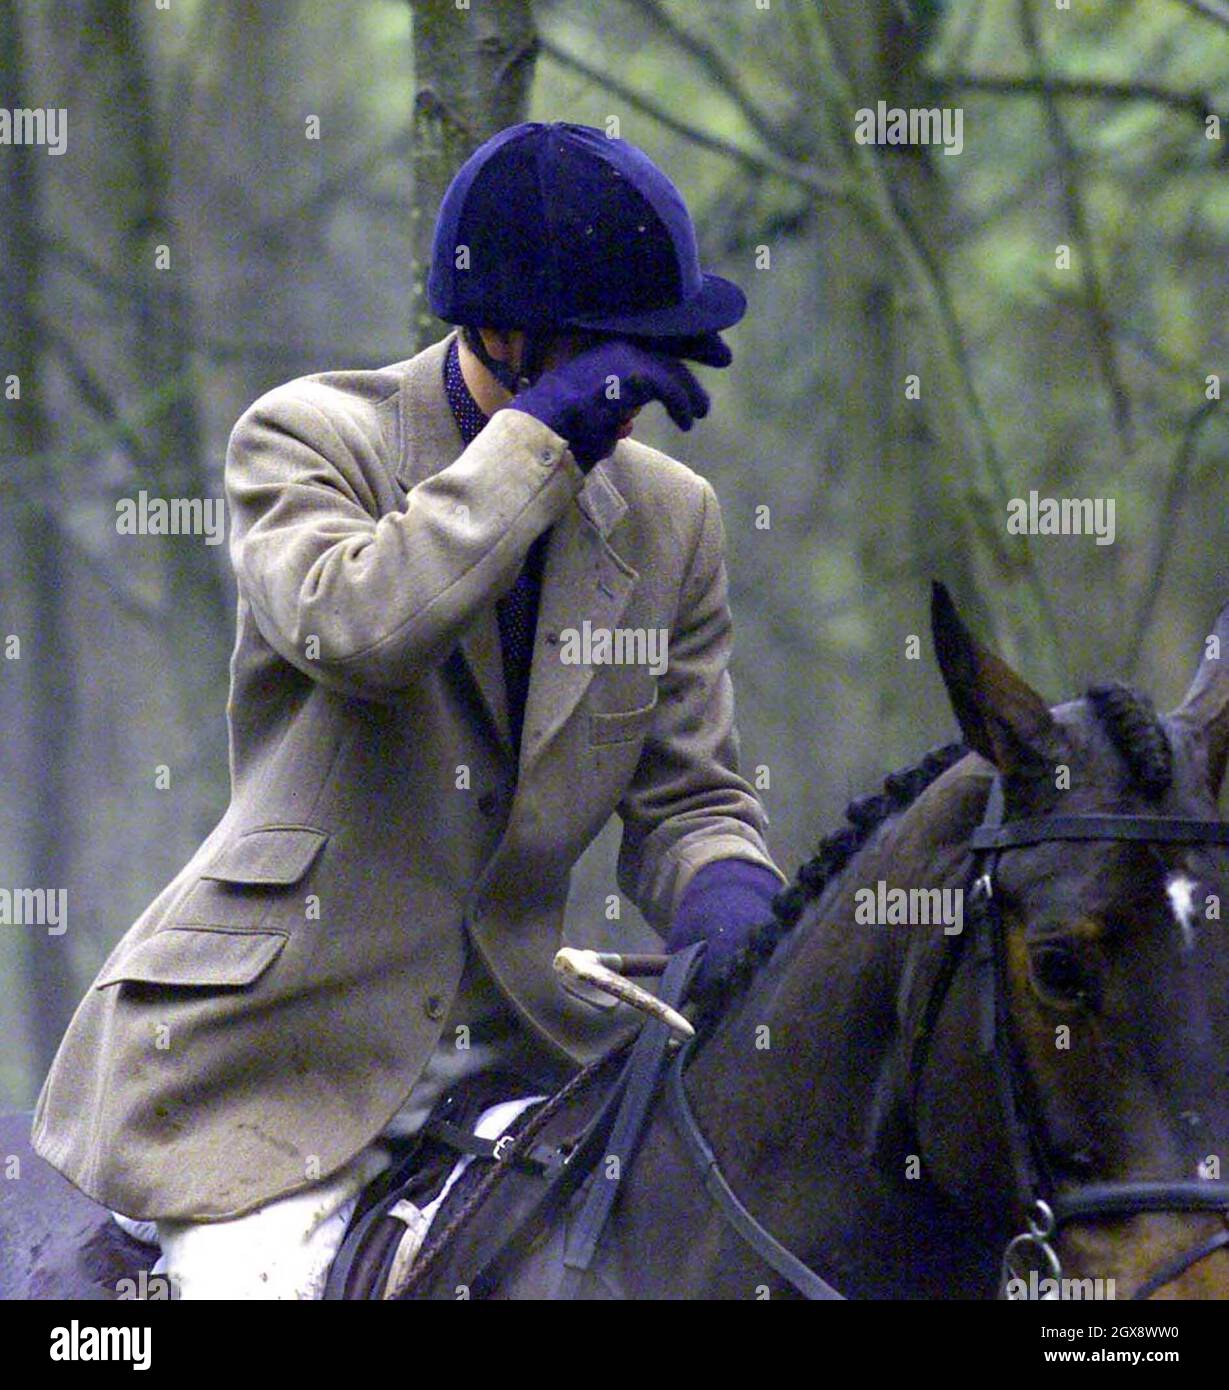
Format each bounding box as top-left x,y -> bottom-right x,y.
566,272 -> 746,336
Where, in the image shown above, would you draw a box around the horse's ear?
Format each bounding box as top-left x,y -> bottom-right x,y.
930,581 -> 1057,774
1170,601 -> 1229,796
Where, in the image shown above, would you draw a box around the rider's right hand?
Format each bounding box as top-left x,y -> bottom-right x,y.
504,341 -> 710,471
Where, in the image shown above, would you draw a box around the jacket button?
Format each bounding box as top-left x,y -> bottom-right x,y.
425,994 -> 445,1021
478,791 -> 499,816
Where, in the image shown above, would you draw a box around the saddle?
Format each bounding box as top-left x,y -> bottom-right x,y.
337,944 -> 702,1299
323,1068 -> 562,1300
388,943 -> 702,1300
3,947 -> 698,1301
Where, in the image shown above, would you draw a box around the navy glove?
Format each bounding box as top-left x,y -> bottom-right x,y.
666,859 -> 783,998
506,340 -> 710,471
622,330 -> 732,369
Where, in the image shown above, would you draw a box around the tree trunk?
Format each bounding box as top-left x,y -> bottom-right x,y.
824,0 -> 989,643
0,0 -> 81,1076
408,0 -> 539,349
101,0 -> 233,815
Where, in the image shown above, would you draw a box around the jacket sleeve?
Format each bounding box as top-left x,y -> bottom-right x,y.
615,477 -> 788,932
226,383 -> 585,701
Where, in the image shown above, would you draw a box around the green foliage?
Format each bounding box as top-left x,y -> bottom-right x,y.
6,0 -> 1229,1107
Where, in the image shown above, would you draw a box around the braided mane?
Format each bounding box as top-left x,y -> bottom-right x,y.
692,740 -> 968,1023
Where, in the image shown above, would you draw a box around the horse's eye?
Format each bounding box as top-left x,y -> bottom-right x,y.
1030,941 -> 1094,1006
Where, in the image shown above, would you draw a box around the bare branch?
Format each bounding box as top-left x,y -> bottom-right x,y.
38,318 -> 167,473
1171,0 -> 1229,30
933,72 -> 1216,123
617,0 -> 797,159
802,4 -> 1070,683
38,232 -> 395,365
62,528 -> 171,630
539,37 -> 851,204
1017,0 -> 1133,447
251,129 -> 414,240
1125,398 -> 1225,677
0,452 -> 173,631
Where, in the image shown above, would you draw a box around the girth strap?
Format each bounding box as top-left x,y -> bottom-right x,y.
421,1117 -> 564,1175
460,1065 -> 626,1299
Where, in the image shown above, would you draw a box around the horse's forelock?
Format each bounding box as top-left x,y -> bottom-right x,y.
1085,681 -> 1173,800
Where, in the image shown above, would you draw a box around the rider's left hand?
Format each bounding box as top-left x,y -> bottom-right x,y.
666,859 -> 783,999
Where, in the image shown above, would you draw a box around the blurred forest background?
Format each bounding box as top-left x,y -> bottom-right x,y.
3,0 -> 1229,1108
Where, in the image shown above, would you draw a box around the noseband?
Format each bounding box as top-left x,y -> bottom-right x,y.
932,775 -> 1229,1299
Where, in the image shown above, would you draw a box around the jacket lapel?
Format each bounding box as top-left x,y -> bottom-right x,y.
394,332 -> 638,772
519,464 -> 635,776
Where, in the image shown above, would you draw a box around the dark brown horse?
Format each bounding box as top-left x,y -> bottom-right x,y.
406,584 -> 1229,1298
5,584 -> 1229,1298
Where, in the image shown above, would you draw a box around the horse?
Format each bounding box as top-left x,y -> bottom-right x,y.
402,583 -> 1229,1298
4,582 -> 1229,1299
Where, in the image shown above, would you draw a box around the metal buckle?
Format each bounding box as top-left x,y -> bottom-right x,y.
492,1133 -> 515,1162
1001,1200 -> 1062,1298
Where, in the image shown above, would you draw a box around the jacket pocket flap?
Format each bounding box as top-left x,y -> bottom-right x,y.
201,826 -> 329,886
588,692 -> 659,746
96,927 -> 287,988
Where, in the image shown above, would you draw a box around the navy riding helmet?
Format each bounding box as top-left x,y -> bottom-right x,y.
427,122 -> 746,386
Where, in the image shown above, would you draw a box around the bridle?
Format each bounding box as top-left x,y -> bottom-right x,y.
913,774 -> 1229,1300
667,775 -> 1229,1300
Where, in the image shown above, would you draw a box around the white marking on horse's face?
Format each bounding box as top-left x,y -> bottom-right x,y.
1166,874 -> 1198,952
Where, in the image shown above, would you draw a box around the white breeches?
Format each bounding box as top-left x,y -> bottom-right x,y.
115,1144 -> 392,1300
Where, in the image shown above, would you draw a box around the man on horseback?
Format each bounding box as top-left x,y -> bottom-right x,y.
29,122 -> 785,1298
